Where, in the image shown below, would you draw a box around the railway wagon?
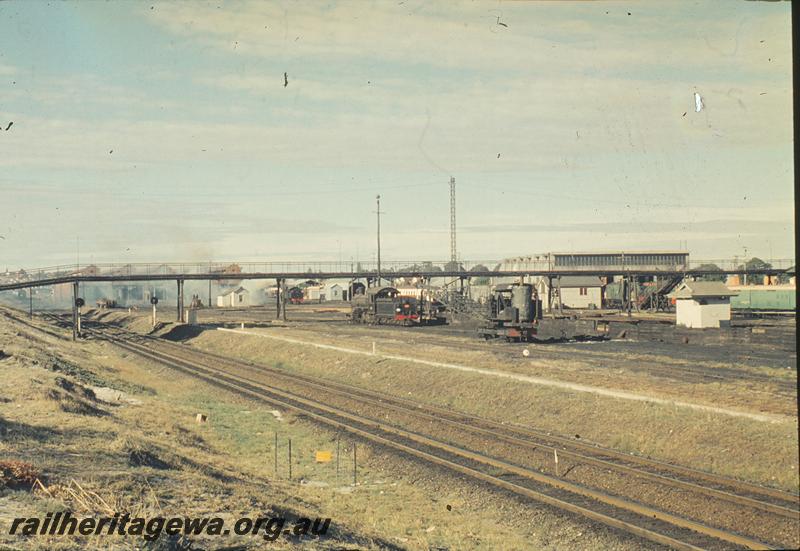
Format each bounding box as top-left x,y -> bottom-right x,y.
729,286 -> 796,311
608,281 -> 796,312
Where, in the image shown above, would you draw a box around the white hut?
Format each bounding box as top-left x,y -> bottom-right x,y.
325,283 -> 344,301
669,281 -> 736,329
216,286 -> 250,308
536,276 -> 604,310
304,285 -> 323,302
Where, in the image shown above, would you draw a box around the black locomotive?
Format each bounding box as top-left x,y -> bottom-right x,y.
479,283 -> 542,341
350,286 -> 446,326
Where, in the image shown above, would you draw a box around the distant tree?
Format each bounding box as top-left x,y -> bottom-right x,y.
444,261 -> 464,272
777,267 -> 794,285
740,257 -> 772,271
470,264 -> 491,285
694,263 -> 725,282
737,257 -> 773,285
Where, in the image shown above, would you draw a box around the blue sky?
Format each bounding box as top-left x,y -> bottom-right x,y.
0,1 -> 793,269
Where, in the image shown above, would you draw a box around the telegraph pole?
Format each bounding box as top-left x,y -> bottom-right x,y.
375,195 -> 383,286
449,177 -> 459,303
71,281 -> 79,341
449,176 -> 456,264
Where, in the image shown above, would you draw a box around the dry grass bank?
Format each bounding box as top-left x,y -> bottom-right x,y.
264,324 -> 797,417
1,316 -> 644,550
190,328 -> 799,492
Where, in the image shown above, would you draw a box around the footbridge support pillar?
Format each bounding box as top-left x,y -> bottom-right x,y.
177,279 -> 185,323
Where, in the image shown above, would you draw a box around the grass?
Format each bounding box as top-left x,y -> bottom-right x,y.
189,328 -> 799,492
1,315 -> 647,550
277,324 -> 798,417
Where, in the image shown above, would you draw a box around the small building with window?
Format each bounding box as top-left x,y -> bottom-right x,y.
325,283 -> 344,301
536,275 -> 604,310
304,285 -> 323,302
669,281 -> 736,328
217,286 -> 249,308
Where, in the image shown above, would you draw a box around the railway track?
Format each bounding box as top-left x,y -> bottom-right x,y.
282,321 -> 797,395
109,326 -> 800,515
1,309 -> 69,342
447,338 -> 797,394
8,309 -> 799,549
196,308 -> 796,391
196,305 -> 793,361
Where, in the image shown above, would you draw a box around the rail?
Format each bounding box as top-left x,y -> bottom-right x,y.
5,308 -> 796,550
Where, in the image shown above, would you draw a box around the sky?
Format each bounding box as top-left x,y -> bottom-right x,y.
0,1 -> 794,270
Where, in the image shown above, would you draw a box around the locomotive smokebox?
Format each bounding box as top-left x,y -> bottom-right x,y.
480,282 -> 540,341
511,283 -> 534,323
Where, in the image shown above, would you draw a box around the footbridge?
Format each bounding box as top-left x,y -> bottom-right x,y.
1,259 -> 793,340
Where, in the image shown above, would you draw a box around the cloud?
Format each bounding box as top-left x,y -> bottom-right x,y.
2,67 -> 790,175
0,2 -> 793,266
2,3 -> 791,174
147,1 -> 792,164
146,1 -> 791,77
460,219 -> 791,235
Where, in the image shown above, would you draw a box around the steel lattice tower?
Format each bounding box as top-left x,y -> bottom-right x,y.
449,177 -> 457,264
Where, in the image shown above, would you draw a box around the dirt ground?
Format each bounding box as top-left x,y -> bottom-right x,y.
238,321 -> 797,417
86,306 -> 799,491
179,325 -> 797,491
0,312 -> 653,550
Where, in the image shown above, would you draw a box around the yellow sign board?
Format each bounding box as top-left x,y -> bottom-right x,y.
315,451 -> 332,463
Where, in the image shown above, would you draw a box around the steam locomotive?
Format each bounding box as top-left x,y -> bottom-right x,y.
478,283 -> 542,341
350,286 -> 447,326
